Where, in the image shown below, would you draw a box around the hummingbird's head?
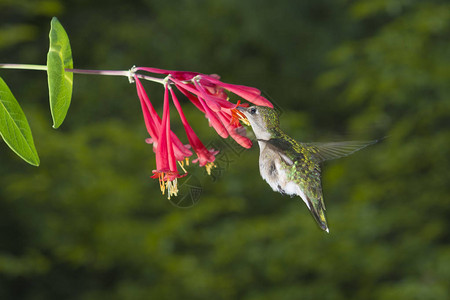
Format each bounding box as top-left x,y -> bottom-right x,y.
237,106 -> 279,140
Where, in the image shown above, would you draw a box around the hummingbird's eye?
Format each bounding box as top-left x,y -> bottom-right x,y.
249,107 -> 257,115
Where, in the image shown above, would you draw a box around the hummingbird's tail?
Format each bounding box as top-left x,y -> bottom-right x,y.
305,198 -> 329,233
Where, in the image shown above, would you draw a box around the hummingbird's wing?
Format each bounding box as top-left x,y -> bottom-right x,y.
306,140 -> 378,162
257,137 -> 297,165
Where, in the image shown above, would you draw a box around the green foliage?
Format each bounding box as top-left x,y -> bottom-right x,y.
47,17 -> 73,129
0,0 -> 449,299
0,77 -> 39,166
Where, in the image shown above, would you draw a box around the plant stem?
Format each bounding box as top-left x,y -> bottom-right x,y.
65,68 -> 130,77
0,63 -> 47,71
0,63 -> 165,84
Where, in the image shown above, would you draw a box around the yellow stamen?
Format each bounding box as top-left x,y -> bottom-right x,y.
166,178 -> 178,200
205,162 -> 216,175
156,172 -> 180,199
239,115 -> 250,126
234,108 -> 250,125
230,101 -> 250,126
158,173 -> 166,195
185,157 -> 189,166
178,160 -> 188,173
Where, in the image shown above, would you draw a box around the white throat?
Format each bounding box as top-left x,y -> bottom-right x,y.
248,121 -> 272,141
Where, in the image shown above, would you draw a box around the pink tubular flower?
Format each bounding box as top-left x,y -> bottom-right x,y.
136,66 -> 272,109
135,77 -> 189,199
150,84 -> 187,199
135,76 -> 192,162
170,87 -> 218,175
132,66 -> 273,197
205,78 -> 272,107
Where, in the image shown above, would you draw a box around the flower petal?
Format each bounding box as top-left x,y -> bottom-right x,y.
136,76 -> 192,161
169,77 -> 228,138
170,87 -> 217,166
136,67 -> 199,81
201,76 -> 273,108
136,78 -> 159,141
217,111 -> 252,149
198,98 -> 229,138
193,79 -> 235,111
176,85 -> 205,113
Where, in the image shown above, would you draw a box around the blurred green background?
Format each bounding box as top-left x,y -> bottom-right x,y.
1,0 -> 449,299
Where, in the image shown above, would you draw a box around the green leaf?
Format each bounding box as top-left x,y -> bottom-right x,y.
47,17 -> 73,129
0,77 -> 40,166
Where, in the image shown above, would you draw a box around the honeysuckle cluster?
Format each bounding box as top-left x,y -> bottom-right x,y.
131,67 -> 272,199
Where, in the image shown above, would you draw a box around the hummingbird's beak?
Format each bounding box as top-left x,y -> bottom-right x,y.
236,106 -> 249,117
236,106 -> 250,119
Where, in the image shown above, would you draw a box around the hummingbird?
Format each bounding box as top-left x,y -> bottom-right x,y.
236,106 -> 377,233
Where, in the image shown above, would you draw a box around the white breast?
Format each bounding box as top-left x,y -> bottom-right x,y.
257,142 -> 311,210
